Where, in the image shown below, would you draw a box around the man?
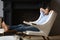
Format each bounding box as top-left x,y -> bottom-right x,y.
2,7 -> 50,32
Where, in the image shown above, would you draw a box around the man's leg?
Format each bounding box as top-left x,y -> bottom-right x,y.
2,22 -> 40,32
13,26 -> 40,32
9,24 -> 24,30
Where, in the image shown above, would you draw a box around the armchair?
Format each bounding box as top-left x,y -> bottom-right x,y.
23,10 -> 57,40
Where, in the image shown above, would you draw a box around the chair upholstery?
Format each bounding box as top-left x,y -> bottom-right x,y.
23,10 -> 57,37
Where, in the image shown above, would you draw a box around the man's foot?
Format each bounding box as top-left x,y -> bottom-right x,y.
2,21 -> 8,32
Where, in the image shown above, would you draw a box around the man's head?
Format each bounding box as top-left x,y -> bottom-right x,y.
40,7 -> 50,15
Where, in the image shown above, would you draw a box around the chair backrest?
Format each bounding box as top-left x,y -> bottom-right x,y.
38,10 -> 57,36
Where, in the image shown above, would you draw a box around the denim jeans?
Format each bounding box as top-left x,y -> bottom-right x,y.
9,24 -> 40,32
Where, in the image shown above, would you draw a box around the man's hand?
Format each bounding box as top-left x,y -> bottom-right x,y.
32,23 -> 37,25
23,21 -> 29,23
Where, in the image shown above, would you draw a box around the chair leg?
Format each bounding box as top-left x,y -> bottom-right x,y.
42,36 -> 50,40
47,37 -> 50,40
42,36 -> 46,40
20,38 -> 23,40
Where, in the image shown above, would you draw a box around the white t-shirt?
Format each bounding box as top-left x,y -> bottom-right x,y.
35,11 -> 50,25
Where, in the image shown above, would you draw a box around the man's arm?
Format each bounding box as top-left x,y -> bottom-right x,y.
40,8 -> 49,15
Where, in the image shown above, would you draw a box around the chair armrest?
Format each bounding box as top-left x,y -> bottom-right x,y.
23,21 -> 32,25
23,21 -> 38,25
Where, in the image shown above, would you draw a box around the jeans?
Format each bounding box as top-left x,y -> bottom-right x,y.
9,24 -> 40,32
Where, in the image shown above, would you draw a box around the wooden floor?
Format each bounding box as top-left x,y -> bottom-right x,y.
22,35 -> 60,40
49,35 -> 60,40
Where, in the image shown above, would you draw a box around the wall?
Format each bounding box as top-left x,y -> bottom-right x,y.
49,0 -> 60,35
0,0 -> 3,17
